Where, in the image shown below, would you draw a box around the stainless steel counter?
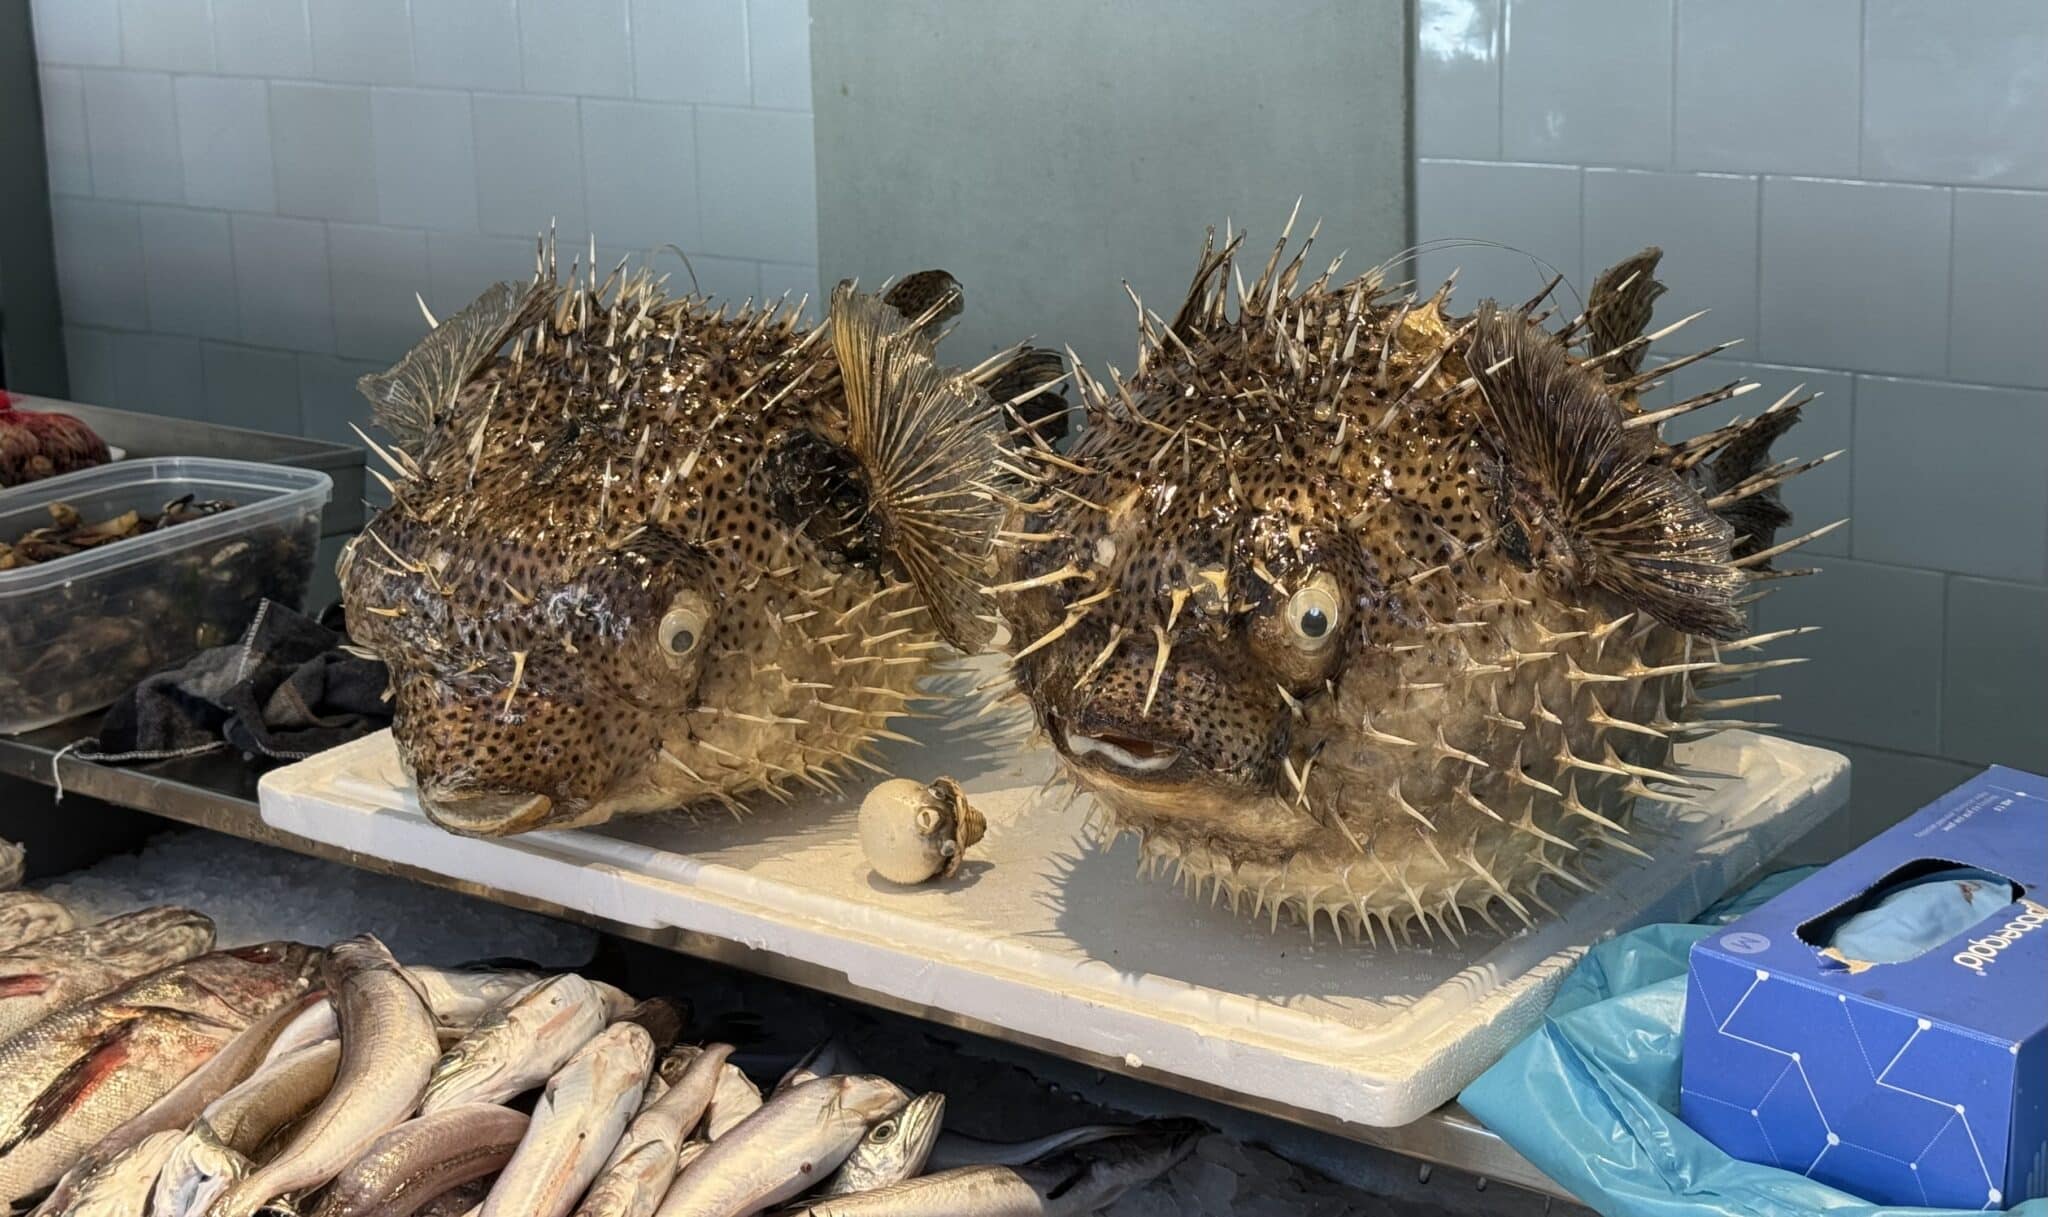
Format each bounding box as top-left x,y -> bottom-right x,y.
0,724 -> 1571,1202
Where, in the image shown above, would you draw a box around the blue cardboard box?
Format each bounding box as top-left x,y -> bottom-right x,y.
1681,767 -> 2047,1210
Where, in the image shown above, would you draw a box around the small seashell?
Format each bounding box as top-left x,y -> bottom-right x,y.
858,776 -> 987,884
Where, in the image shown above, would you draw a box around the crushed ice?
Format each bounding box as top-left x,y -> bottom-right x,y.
36,829 -> 596,967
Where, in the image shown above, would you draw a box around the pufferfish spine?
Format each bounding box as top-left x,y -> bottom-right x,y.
992,214 -> 1840,944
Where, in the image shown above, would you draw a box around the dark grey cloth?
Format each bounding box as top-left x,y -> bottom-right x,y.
83,599 -> 389,764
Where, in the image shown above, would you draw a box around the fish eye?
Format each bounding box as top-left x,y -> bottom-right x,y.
1285,577 -> 1342,649
657,600 -> 708,661
872,1120 -> 897,1141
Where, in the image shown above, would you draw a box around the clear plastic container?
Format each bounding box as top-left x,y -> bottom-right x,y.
0,457 -> 333,734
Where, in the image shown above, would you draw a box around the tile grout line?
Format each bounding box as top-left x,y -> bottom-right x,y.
1495,0 -> 1508,162
1412,153 -> 2048,195
1854,0 -> 1868,180
1942,187 -> 1958,381
1666,0 -> 1679,171
1754,171 -> 1766,364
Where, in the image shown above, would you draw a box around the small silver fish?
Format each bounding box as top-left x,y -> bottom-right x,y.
0,906 -> 214,1050
262,996 -> 337,1064
651,1075 -> 907,1217
925,1120 -> 1183,1170
411,966 -> 548,1031
150,1125 -> 252,1217
311,1104 -> 530,1217
38,988 -> 330,1215
421,974 -> 608,1114
575,1043 -> 733,1217
787,1166 -> 1042,1216
0,942 -> 321,1208
0,890 -> 74,953
770,1040 -> 866,1097
207,936 -> 440,1217
0,838 -> 24,891
793,1130 -> 1197,1216
154,1039 -> 342,1217
817,1092 -> 945,1197
701,1065 -> 762,1141
34,1127 -> 183,1217
483,1021 -> 655,1217
412,1176 -> 493,1217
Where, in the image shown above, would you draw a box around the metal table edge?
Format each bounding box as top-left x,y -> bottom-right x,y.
0,731 -> 1569,1201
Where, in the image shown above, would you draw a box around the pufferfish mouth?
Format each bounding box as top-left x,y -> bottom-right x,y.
417,785 -> 560,836
1051,713 -> 1185,779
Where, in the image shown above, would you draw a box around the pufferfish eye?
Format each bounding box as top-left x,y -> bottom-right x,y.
657,598 -> 709,662
1285,576 -> 1342,649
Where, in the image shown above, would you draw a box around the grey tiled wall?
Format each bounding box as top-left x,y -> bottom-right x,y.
1416,0 -> 2047,841
33,0 -> 818,454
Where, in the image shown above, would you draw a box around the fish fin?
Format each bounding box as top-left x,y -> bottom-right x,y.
356,279 -> 548,450
1585,247 -> 1666,381
1469,303 -> 1745,639
0,973 -> 53,998
0,1018 -> 143,1155
979,347 -> 1071,446
617,997 -> 687,1050
830,283 -> 1010,651
1696,396 -> 1804,559
881,269 -> 964,333
765,428 -> 888,572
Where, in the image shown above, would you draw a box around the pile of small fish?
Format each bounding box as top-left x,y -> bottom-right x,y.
0,856 -> 1195,1216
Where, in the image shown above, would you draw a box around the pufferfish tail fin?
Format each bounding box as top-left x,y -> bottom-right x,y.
358,278 -> 549,450
1469,302 -> 1746,639
829,283 -> 1010,652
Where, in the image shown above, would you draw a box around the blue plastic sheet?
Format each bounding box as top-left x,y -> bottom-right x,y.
1461,869 -> 2048,1217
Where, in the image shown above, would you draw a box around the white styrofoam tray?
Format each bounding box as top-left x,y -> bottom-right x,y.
260,714 -> 1846,1127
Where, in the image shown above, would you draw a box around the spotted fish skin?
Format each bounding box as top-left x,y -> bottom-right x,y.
342,249 -> 1047,837
995,220 -> 1829,941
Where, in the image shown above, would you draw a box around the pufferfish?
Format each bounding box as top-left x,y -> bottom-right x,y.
993,217 -> 1835,942
341,246 -> 1058,836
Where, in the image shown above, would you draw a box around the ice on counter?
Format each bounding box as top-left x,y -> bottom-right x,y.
36,830 -> 596,968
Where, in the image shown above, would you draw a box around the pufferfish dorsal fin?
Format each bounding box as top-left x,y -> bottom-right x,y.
829,283 -> 1009,652
1584,247 -> 1666,382
357,278 -> 548,450
1469,302 -> 1745,640
881,269 -> 965,334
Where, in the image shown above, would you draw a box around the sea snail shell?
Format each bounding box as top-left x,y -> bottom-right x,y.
859,777 -> 987,884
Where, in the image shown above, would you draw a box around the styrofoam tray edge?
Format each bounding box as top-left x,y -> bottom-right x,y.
259,732 -> 1848,1126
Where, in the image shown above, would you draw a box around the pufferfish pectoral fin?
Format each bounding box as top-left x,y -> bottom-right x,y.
1469,302 -> 1746,640
829,284 -> 1012,652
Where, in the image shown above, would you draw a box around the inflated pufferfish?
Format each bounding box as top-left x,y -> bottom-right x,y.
994,218 -> 1835,941
342,248 -> 1056,836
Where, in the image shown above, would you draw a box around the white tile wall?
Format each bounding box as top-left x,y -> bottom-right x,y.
81,69 -> 183,202
176,76 -> 277,212
1418,0 -> 2048,832
39,68 -> 92,195
210,0 -> 311,77
34,0 -> 820,472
